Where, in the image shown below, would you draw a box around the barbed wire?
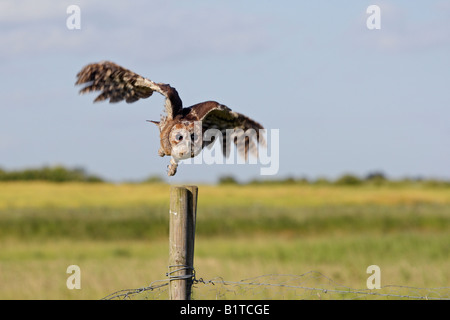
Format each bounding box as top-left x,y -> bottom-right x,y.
102,270 -> 450,300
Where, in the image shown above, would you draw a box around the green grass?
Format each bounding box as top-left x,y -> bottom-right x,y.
1,203 -> 448,240
0,182 -> 449,299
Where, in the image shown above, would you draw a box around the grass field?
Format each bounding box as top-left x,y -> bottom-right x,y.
0,182 -> 449,299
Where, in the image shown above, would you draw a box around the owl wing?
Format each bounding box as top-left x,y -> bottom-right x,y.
185,101 -> 265,159
75,61 -> 182,119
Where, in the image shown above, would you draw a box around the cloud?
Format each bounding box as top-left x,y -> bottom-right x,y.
0,1 -> 273,62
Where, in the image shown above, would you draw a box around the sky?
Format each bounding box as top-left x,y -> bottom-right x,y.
0,0 -> 449,183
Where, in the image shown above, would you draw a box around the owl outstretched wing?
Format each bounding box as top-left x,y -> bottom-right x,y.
75,61 -> 182,120
185,101 -> 265,159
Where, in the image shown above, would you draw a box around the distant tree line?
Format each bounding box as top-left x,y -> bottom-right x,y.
0,166 -> 104,183
219,171 -> 450,187
1,166 -> 448,187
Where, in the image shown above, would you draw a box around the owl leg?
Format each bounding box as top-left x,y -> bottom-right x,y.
158,147 -> 165,157
167,157 -> 178,176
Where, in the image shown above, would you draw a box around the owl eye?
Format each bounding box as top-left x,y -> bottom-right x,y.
175,133 -> 183,141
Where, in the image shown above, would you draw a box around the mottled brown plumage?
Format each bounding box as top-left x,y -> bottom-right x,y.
76,61 -> 264,176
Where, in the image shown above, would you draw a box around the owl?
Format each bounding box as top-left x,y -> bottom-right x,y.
76,61 -> 265,176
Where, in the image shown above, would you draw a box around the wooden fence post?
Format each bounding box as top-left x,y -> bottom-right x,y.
168,185 -> 198,300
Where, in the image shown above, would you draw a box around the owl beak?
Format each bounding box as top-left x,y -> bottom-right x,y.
147,120 -> 160,126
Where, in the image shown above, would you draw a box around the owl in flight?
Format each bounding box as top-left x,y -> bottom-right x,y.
76,61 -> 265,176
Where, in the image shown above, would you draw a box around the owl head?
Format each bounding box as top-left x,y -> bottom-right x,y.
168,121 -> 202,160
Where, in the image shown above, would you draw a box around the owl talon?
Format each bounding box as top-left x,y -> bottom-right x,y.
167,165 -> 177,176
167,158 -> 178,176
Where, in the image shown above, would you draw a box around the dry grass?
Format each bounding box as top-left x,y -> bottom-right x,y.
0,182 -> 449,299
1,182 -> 450,209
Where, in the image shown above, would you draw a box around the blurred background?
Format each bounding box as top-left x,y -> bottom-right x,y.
0,1 -> 449,300
1,0 -> 449,183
